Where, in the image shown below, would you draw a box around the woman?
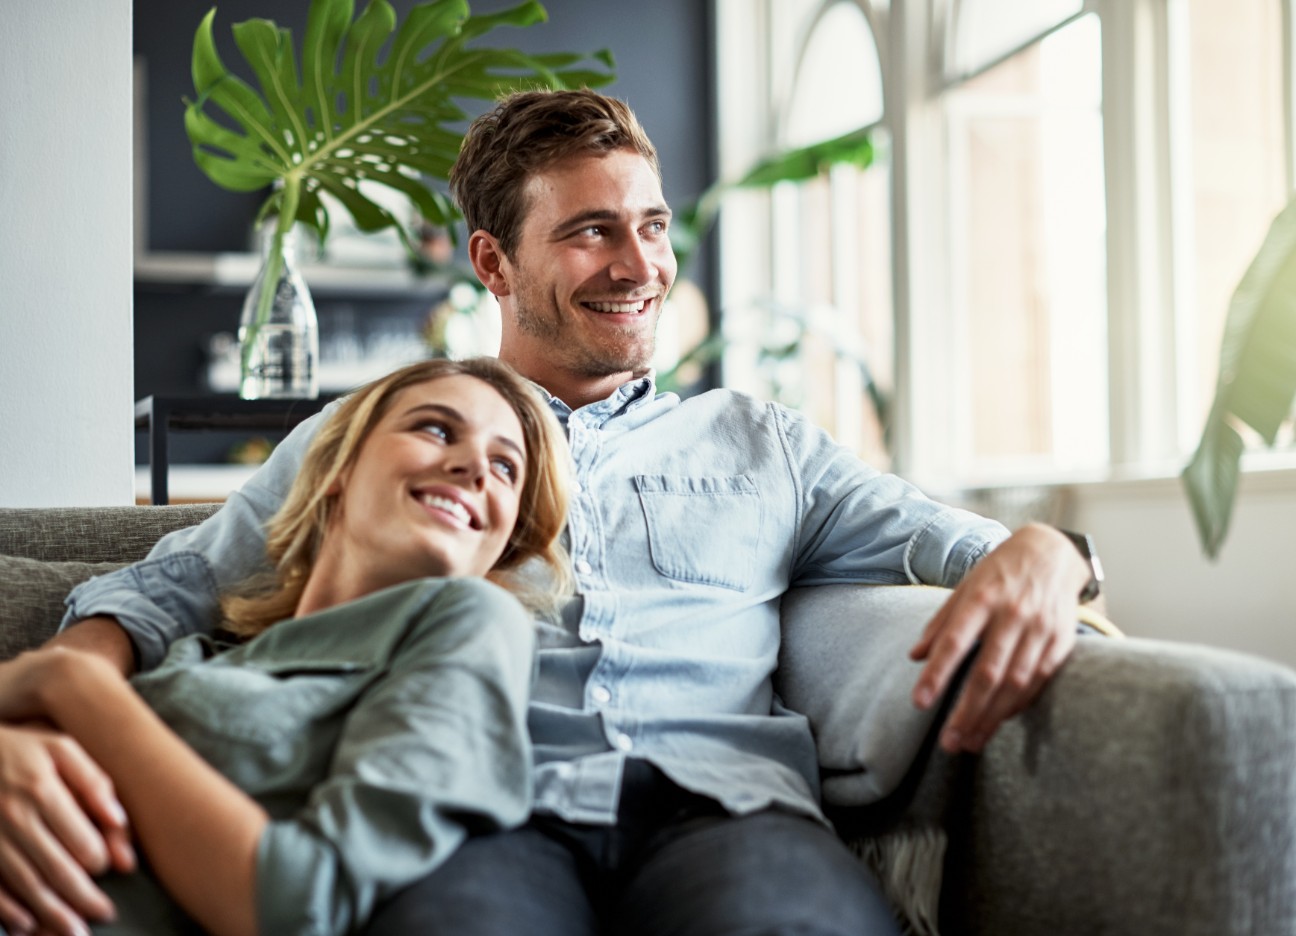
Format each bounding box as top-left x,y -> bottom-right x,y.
0,357 -> 570,936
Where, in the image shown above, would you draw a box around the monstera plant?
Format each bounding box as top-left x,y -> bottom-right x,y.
1182,196 -> 1296,558
185,0 -> 612,395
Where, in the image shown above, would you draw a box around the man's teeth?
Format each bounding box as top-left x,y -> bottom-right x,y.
420,493 -> 471,526
585,299 -> 647,314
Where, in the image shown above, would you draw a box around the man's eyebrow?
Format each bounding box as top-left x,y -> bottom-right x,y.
404,402 -> 526,461
551,205 -> 673,235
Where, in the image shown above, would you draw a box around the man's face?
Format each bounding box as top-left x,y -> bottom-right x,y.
494,149 -> 677,384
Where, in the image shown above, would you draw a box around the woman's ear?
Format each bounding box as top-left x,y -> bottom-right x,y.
469,231 -> 512,298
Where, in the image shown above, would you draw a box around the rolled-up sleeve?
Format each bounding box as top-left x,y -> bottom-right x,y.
255,580 -> 536,936
59,403 -> 337,670
776,404 -> 1009,588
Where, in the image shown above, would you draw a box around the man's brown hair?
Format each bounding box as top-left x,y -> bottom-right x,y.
450,89 -> 659,257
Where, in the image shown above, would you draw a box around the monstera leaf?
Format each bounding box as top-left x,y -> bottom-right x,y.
185,0 -> 613,379
1182,194 -> 1296,558
187,0 -> 613,247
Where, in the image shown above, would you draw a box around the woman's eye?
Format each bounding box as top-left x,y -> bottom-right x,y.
491,457 -> 518,482
418,421 -> 450,441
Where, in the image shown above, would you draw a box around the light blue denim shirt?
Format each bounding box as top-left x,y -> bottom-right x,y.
65,375 -> 1008,827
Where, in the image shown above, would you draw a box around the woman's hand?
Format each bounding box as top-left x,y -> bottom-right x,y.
0,652 -> 135,936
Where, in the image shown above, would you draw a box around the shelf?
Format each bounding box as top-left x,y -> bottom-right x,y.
135,252 -> 451,298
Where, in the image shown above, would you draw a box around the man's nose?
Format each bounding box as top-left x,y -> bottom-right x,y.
609,235 -> 657,284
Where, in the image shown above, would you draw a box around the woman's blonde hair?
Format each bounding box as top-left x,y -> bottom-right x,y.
222,357 -> 571,638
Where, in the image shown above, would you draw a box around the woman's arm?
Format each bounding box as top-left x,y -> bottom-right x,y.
1,647 -> 266,936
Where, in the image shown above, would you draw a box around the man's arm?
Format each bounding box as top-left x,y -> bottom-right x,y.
909,522 -> 1092,754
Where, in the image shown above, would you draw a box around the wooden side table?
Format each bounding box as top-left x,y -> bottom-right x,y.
134,395 -> 337,505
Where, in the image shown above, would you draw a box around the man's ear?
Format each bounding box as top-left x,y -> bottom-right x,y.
469,231 -> 512,298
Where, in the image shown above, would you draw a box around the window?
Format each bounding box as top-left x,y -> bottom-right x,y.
715,0 -> 893,468
716,0 -> 1296,491
945,14 -> 1108,479
1172,0 -> 1289,448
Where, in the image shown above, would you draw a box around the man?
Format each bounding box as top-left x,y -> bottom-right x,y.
0,90 -> 1095,936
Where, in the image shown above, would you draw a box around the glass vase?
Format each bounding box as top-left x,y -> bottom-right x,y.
238,223 -> 319,399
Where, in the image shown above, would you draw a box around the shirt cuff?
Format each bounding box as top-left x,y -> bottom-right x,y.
902,509 -> 1010,588
60,552 -> 220,671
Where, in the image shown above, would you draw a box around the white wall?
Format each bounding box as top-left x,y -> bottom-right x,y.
1073,471 -> 1296,669
0,0 -> 134,507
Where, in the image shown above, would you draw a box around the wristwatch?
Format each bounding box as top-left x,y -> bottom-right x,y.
1056,528 -> 1104,603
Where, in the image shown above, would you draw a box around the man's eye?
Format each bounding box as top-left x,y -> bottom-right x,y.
646,220 -> 668,235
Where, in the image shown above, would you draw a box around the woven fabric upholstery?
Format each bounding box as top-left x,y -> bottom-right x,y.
0,505 -> 221,563
0,555 -> 125,657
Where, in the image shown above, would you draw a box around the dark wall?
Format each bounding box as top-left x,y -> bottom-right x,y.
133,0 -> 716,464
135,0 -> 715,253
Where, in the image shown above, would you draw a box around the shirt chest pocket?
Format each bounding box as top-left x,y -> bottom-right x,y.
634,474 -> 762,591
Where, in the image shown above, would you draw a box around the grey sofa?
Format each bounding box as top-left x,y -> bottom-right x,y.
2,505 -> 1296,935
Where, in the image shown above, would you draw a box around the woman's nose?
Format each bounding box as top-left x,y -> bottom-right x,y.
445,446 -> 488,488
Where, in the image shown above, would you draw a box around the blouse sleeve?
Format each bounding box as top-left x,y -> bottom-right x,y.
254,579 -> 536,936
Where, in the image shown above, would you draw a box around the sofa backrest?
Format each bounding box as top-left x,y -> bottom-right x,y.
0,505 -> 223,658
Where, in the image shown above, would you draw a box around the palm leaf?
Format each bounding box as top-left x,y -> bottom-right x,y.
185,0 -> 615,249
1182,194 -> 1296,557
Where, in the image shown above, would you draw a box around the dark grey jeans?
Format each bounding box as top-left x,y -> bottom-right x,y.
361,759 -> 901,936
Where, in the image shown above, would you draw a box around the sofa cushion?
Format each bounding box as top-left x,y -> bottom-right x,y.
0,554 -> 126,658
0,505 -> 221,563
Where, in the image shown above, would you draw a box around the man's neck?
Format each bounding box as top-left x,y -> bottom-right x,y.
502,356 -> 644,411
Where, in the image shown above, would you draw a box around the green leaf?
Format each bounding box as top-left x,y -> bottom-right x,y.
671,125 -> 876,276
185,0 -> 614,250
1182,193 -> 1296,556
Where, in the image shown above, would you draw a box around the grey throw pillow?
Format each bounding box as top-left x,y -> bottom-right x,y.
0,555 -> 125,659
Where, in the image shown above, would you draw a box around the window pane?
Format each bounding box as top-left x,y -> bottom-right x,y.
950,0 -> 1083,78
786,2 -> 884,145
948,14 -> 1108,475
773,2 -> 892,466
1179,0 -> 1288,445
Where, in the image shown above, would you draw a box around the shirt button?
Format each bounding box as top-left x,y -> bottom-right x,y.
575,558 -> 593,575
614,733 -> 634,752
572,481 -> 583,494
591,685 -> 612,704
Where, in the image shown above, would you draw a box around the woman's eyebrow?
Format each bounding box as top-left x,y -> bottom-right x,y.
405,402 -> 526,462
404,402 -> 464,424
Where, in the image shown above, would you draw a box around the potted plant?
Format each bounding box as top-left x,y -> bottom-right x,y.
184,0 -> 612,398
1182,197 -> 1296,557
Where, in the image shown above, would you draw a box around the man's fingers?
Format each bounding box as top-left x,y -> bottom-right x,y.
956,627 -> 1048,751
938,618 -> 1025,751
908,599 -> 950,663
912,597 -> 987,711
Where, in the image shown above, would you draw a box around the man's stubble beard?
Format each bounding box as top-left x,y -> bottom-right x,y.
513,288 -> 659,379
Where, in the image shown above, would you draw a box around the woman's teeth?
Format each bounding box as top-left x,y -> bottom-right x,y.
420,493 -> 472,527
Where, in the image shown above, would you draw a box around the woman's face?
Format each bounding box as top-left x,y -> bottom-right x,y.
330,375 -> 528,584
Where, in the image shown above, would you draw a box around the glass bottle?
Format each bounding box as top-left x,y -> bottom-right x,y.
238,222 -> 319,399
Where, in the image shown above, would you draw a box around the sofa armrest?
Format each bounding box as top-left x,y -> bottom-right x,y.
778,585 -> 1296,936
947,635 -> 1296,936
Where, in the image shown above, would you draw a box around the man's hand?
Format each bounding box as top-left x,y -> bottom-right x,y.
909,523 -> 1091,754
0,721 -> 134,936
